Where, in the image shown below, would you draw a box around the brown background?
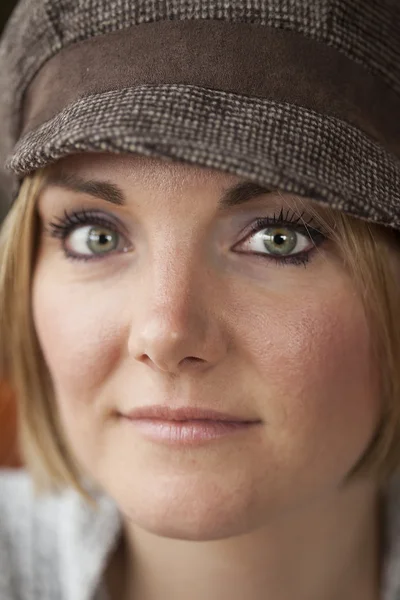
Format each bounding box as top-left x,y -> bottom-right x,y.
0,1 -> 17,33
0,0 -> 16,222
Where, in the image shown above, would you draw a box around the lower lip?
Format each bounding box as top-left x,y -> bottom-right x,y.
121,418 -> 260,445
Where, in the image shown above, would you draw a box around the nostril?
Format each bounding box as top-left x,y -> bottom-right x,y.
180,356 -> 205,365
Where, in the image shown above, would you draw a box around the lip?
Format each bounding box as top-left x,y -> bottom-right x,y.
118,405 -> 262,446
120,405 -> 260,423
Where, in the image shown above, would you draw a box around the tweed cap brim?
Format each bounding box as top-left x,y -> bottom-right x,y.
8,82 -> 400,230
1,1 -> 400,229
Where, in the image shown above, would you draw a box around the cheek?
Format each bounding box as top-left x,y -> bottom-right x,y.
32,267 -> 128,398
257,301 -> 372,408
233,281 -> 381,476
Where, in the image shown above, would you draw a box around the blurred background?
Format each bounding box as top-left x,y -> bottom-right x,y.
0,0 -> 22,469
0,1 -> 16,33
0,0 -> 16,223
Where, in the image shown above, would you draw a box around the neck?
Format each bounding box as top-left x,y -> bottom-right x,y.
107,479 -> 383,600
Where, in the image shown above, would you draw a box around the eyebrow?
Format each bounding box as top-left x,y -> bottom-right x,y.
45,171 -> 275,210
46,171 -> 125,206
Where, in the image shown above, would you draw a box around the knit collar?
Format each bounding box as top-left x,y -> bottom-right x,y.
58,483 -> 122,600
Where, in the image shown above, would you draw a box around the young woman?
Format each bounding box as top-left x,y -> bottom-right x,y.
0,1 -> 400,599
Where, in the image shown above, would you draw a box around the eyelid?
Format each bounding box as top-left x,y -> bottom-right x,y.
47,208 -> 130,238
234,213 -> 325,246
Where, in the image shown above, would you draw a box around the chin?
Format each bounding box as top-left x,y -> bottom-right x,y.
123,502 -> 255,541
107,471 -> 260,541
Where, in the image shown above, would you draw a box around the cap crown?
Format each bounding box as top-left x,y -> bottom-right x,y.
0,0 -> 400,221
2,0 -> 400,141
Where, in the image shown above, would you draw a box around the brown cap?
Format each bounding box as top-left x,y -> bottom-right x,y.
0,0 -> 400,228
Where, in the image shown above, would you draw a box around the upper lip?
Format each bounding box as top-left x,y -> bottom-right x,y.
121,405 -> 260,423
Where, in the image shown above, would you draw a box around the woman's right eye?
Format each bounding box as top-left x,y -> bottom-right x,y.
48,210 -> 132,261
66,225 -> 122,257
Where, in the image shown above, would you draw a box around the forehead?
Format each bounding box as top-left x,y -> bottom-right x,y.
51,153 -> 243,189
41,153 -> 332,225
42,153 -> 280,215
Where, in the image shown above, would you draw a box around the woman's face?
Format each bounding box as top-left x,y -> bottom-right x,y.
33,153 -> 381,540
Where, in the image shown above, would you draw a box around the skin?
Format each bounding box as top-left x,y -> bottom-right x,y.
33,153 -> 383,600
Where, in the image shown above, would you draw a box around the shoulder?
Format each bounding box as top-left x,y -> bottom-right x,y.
0,469 -> 70,598
0,468 -> 39,514
0,469 -> 60,547
0,469 -> 122,600
0,468 -> 67,534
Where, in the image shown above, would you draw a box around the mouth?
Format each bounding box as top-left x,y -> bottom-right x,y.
118,405 -> 262,446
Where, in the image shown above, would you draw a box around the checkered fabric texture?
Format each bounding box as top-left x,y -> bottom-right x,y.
0,0 -> 400,228
9,84 -> 400,228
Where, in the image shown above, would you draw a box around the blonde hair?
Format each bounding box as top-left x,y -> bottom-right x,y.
0,171 -> 95,505
1,169 -> 400,505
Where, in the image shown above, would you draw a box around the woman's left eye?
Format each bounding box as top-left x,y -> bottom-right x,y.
235,219 -> 326,265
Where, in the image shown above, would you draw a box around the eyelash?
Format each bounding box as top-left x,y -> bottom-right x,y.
47,207 -> 327,266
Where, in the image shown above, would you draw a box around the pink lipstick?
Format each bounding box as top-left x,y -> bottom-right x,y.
119,405 -> 262,446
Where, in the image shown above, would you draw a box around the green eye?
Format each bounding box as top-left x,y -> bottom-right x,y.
262,228 -> 297,256
87,226 -> 119,254
65,224 -> 122,257
236,218 -> 323,265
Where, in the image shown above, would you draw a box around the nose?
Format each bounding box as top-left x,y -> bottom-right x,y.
127,257 -> 227,375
